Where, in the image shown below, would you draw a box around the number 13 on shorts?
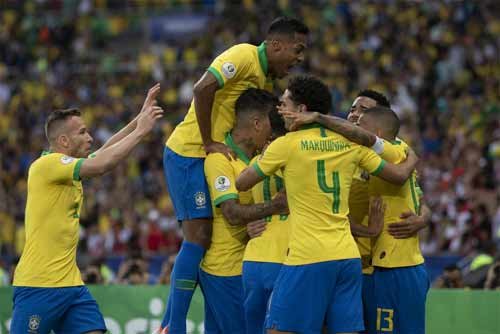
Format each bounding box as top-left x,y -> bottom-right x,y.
376,307 -> 394,332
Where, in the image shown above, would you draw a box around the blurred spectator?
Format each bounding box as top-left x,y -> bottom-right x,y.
0,1 -> 498,284
434,264 -> 465,289
117,251 -> 151,284
0,259 -> 9,286
82,264 -> 104,285
484,256 -> 500,290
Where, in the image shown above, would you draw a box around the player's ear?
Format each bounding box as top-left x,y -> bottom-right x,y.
269,39 -> 282,52
58,134 -> 70,148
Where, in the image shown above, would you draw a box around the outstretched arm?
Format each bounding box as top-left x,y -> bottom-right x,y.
94,84 -> 160,155
236,166 -> 265,192
280,110 -> 377,147
80,91 -> 164,179
374,148 -> 419,185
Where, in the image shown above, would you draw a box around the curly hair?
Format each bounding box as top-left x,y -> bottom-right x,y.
287,75 -> 332,115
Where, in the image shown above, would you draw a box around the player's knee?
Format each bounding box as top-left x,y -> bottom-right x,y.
182,219 -> 212,249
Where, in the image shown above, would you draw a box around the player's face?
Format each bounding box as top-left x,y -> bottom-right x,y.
348,96 -> 377,123
66,116 -> 93,158
274,33 -> 307,78
278,89 -> 300,130
357,113 -> 379,135
253,113 -> 273,151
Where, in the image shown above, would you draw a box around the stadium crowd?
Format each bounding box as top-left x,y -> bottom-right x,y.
0,1 -> 499,287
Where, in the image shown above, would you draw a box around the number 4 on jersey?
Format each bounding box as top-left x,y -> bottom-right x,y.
317,160 -> 340,214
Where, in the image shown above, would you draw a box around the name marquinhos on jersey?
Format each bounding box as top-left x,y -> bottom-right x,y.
300,139 -> 351,152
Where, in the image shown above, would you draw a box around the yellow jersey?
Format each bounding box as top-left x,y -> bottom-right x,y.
167,43 -> 273,158
244,157 -> 289,264
370,140 -> 424,268
201,133 -> 253,276
14,152 -> 85,287
351,140 -> 412,274
349,168 -> 372,274
253,124 -> 386,265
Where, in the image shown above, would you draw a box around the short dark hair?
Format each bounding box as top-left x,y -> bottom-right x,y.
287,75 -> 332,115
235,88 -> 278,119
363,106 -> 400,139
357,89 -> 391,108
44,108 -> 81,143
267,17 -> 309,37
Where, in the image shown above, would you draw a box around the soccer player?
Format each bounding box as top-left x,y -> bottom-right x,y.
243,100 -> 386,334
280,90 -> 430,333
11,84 -> 163,334
236,75 -> 417,334
160,16 -> 309,333
241,104 -> 288,334
200,88 -> 288,334
357,106 -> 429,334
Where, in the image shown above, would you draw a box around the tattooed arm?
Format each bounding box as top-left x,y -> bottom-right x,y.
220,192 -> 289,226
281,111 -> 376,147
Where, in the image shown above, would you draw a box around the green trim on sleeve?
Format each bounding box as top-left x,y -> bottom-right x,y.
252,163 -> 266,178
214,193 -> 238,207
370,160 -> 386,176
207,66 -> 224,88
73,158 -> 85,181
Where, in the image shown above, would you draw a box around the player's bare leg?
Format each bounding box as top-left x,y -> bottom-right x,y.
182,218 -> 212,249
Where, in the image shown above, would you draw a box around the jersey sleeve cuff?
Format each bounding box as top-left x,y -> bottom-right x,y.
370,160 -> 386,176
73,158 -> 85,181
252,163 -> 267,178
207,66 -> 224,88
214,193 -> 238,207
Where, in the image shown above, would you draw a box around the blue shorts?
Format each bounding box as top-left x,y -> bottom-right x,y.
266,259 -> 364,334
372,265 -> 430,334
163,146 -> 213,221
362,274 -> 376,334
11,286 -> 106,334
199,269 -> 245,334
242,261 -> 282,334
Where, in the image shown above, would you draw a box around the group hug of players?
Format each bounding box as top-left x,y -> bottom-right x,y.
159,17 -> 430,334
9,15 -> 430,334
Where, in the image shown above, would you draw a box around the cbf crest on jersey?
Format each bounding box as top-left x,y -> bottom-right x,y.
214,175 -> 230,192
28,314 -> 41,332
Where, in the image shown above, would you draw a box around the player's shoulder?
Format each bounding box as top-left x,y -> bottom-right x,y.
31,152 -> 75,170
225,43 -> 257,54
205,152 -> 227,164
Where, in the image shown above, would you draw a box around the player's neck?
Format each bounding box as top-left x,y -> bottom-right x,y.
48,145 -> 72,156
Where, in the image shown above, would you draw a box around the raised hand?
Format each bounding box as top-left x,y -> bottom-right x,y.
140,83 -> 161,114
367,196 -> 386,236
137,105 -> 164,137
279,110 -> 319,131
388,211 -> 426,239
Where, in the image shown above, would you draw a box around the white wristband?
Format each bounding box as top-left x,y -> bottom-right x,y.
371,136 -> 385,155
